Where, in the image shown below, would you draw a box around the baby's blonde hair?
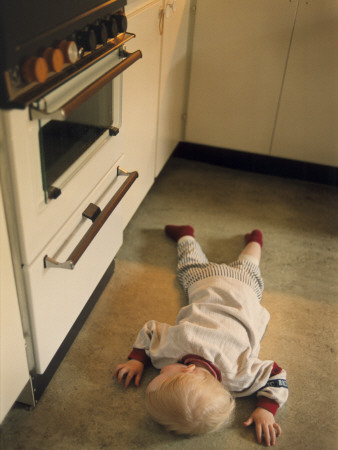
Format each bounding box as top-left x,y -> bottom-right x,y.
145,369 -> 235,435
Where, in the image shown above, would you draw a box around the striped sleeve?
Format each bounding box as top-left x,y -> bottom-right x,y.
256,362 -> 288,415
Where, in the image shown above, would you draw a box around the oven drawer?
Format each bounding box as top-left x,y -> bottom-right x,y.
23,160 -> 136,373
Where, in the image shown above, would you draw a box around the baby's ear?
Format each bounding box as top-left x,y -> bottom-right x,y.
183,364 -> 196,373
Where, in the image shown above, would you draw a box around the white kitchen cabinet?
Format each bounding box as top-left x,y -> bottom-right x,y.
122,0 -> 192,225
185,0 -> 299,155
121,0 -> 162,227
271,0 -> 338,167
155,0 -> 191,175
0,184 -> 30,423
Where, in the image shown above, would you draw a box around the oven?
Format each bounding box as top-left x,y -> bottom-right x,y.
0,0 -> 141,404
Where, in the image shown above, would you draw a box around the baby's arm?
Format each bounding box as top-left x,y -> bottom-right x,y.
244,407 -> 281,446
114,359 -> 144,388
114,320 -> 167,388
244,362 -> 288,446
114,348 -> 150,387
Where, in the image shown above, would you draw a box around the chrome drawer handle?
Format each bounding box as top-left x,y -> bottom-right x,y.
30,50 -> 142,120
44,167 -> 138,270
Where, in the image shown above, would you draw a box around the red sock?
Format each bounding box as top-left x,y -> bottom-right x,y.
165,225 -> 194,242
245,229 -> 263,247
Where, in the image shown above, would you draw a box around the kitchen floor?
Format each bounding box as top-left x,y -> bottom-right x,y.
1,157 -> 337,450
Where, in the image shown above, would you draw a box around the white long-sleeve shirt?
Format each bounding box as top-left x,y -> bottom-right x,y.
130,275 -> 288,414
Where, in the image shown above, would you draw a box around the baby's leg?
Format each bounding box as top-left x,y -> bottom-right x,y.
230,230 -> 264,301
165,225 -> 195,242
238,230 -> 263,266
177,237 -> 210,291
165,225 -> 209,292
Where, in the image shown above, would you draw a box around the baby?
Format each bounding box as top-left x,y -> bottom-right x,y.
115,225 -> 288,446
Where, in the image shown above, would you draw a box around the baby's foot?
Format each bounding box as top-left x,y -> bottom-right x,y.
245,229 -> 263,247
165,225 -> 194,242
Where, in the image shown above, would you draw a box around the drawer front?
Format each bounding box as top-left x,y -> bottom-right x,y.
23,160 -> 130,373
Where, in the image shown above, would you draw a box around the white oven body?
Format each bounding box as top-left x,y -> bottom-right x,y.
1,46 -> 138,375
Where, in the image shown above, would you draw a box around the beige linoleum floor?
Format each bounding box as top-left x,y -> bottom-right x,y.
1,157 -> 338,449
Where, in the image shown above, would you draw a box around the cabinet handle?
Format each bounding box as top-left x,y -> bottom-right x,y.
165,1 -> 177,18
44,167 -> 138,269
30,50 -> 142,120
159,8 -> 165,35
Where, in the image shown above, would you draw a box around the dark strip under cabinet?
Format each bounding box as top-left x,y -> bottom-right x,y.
174,142 -> 338,186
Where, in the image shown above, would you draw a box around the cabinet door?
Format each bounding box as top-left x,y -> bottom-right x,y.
185,0 -> 298,155
271,0 -> 338,167
122,1 -> 162,226
156,0 -> 191,175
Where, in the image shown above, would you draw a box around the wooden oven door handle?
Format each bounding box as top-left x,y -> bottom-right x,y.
44,167 -> 138,270
30,50 -> 142,120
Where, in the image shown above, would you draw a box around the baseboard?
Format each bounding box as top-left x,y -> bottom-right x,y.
174,142 -> 338,186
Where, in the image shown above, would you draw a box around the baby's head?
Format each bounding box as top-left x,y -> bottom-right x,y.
145,363 -> 235,435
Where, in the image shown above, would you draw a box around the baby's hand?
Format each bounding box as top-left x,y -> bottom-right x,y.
243,407 -> 281,446
114,359 -> 144,388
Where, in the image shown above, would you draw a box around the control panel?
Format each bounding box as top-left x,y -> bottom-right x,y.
0,6 -> 129,108
18,13 -> 127,85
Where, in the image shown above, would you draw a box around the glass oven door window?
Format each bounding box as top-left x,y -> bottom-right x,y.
38,82 -> 114,201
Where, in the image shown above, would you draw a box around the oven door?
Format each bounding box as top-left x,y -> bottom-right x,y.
3,45 -> 141,266
31,45 -> 141,202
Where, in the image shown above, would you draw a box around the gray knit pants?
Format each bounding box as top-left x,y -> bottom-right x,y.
177,237 -> 264,301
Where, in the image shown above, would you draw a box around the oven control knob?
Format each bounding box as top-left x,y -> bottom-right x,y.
76,28 -> 97,52
21,56 -> 48,83
114,14 -> 128,33
104,16 -> 119,38
58,40 -> 79,64
42,48 -> 64,72
92,22 -> 108,44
